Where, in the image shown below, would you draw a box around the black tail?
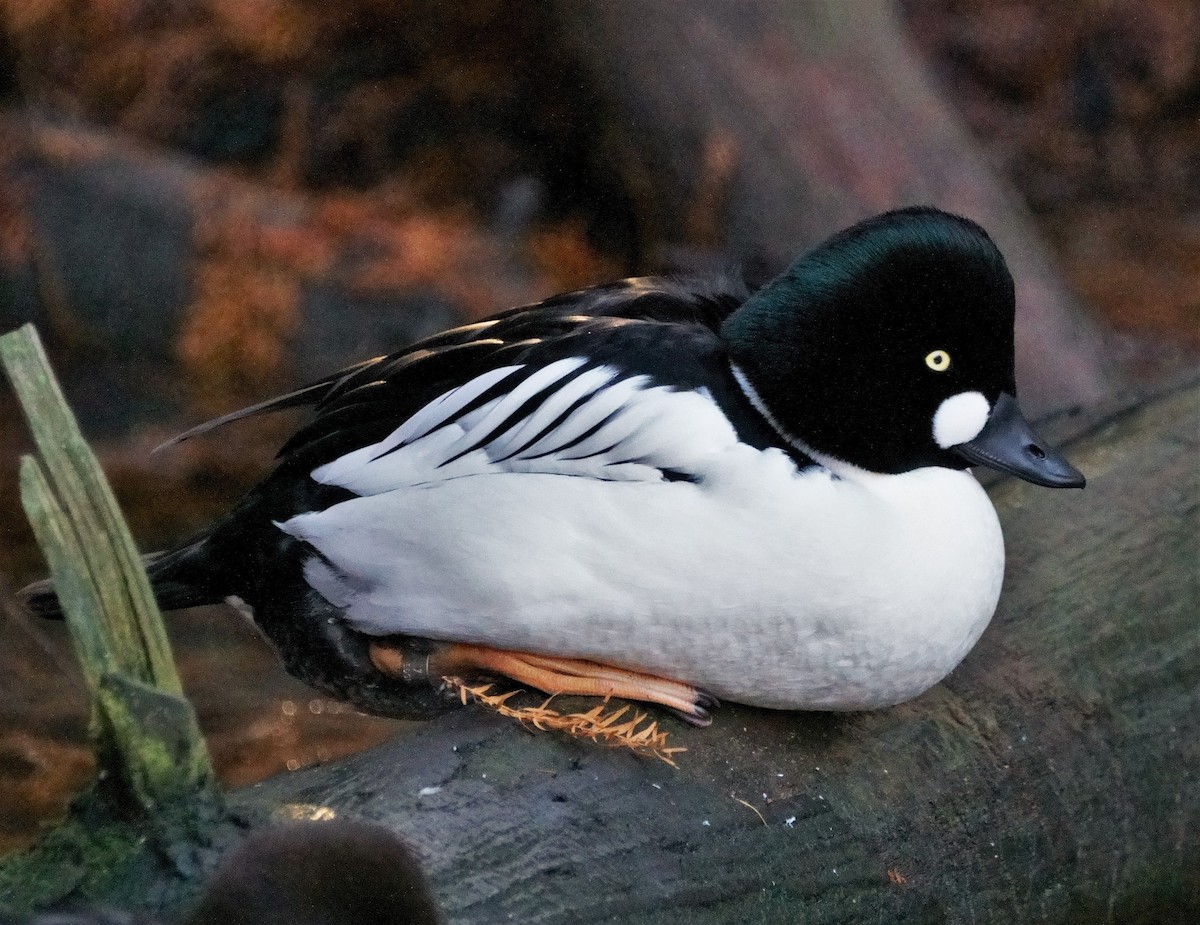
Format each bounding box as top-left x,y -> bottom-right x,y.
19,540 -> 224,619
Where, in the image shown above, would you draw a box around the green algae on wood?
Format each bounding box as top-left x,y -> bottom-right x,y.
0,781 -> 239,915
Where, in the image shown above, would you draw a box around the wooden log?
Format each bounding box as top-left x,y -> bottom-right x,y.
218,377 -> 1198,924
553,0 -> 1115,415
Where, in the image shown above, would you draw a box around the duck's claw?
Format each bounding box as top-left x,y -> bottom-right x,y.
368,640 -> 716,726
671,690 -> 720,728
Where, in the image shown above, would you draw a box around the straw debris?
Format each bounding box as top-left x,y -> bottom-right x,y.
444,677 -> 686,767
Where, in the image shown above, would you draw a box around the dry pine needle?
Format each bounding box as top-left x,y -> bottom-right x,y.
444,676 -> 686,767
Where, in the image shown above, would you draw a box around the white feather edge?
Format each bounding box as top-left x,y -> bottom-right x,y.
308,359 -> 737,494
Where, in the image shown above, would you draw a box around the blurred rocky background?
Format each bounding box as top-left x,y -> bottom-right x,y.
0,0 -> 1196,856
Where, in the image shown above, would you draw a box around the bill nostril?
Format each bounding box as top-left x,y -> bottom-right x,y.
1027,444 -> 1046,460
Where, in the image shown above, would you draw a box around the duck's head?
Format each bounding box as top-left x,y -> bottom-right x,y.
722,207 -> 1084,488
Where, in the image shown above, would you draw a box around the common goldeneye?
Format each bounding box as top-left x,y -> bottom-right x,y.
27,207 -> 1085,725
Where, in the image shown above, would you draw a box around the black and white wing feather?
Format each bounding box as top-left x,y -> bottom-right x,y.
167,276 -> 807,494
311,357 -> 737,493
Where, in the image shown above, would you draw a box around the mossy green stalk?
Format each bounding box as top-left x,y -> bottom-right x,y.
1,323 -> 183,695
0,323 -> 219,863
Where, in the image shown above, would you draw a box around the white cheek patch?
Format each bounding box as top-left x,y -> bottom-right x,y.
932,391 -> 991,449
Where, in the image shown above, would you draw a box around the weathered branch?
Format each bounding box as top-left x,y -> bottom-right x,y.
4,326 -> 183,696
0,325 -> 224,913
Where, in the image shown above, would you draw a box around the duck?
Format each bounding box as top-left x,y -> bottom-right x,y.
25,206 -> 1084,725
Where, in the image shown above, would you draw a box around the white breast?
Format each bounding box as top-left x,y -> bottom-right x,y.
279,375 -> 1005,710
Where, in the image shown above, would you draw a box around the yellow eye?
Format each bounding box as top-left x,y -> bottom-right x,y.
925,350 -> 951,372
